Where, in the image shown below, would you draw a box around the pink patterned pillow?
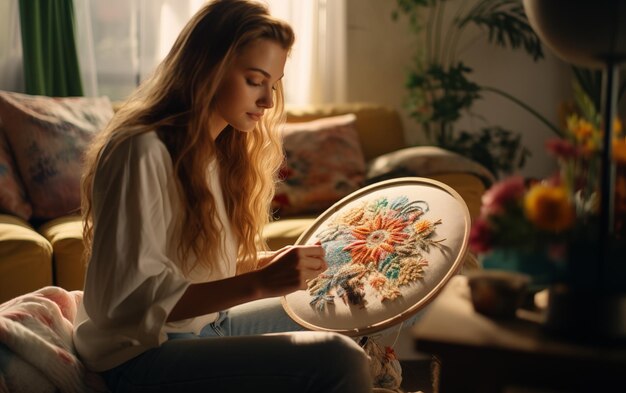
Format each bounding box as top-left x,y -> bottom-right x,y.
0,91 -> 113,220
273,114 -> 367,217
0,125 -> 32,220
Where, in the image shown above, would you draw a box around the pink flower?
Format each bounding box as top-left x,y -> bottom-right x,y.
545,138 -> 579,159
480,176 -> 525,216
469,217 -> 494,254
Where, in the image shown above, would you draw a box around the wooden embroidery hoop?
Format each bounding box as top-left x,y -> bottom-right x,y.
281,177 -> 471,336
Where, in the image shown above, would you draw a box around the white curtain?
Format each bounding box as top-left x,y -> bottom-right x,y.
73,0 -> 98,96
78,0 -> 206,100
0,0 -> 24,93
137,0 -> 207,82
267,0 -> 347,105
318,0 -> 347,104
66,0 -> 347,104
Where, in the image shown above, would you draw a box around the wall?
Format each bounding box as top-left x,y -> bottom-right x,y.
346,0 -> 573,179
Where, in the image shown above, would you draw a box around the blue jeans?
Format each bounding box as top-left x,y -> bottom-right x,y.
101,297 -> 373,393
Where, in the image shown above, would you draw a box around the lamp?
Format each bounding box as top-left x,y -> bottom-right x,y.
522,0 -> 626,342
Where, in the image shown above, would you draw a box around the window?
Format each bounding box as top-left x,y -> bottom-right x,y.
85,0 -> 346,104
85,0 -> 205,100
0,0 -> 346,104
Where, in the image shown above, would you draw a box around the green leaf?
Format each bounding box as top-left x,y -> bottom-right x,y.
439,126 -> 530,176
458,0 -> 544,61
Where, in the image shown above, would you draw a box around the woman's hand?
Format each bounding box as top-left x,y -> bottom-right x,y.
254,245 -> 327,298
168,245 -> 326,322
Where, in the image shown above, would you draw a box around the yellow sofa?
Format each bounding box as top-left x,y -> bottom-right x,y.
0,102 -> 490,303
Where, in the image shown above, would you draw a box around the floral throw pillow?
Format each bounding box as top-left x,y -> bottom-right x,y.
0,91 -> 114,220
273,114 -> 367,217
0,124 -> 32,220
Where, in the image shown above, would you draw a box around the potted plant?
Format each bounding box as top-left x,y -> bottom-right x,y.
393,0 -> 562,176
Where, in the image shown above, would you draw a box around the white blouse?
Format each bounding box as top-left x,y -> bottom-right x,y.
73,131 -> 237,372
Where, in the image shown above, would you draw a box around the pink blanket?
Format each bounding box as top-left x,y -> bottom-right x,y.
0,287 -> 107,393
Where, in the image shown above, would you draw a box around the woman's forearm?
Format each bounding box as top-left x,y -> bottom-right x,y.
167,245 -> 324,322
167,271 -> 263,322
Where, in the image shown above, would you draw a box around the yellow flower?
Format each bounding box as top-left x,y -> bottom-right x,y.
524,184 -> 575,232
583,138 -> 598,154
569,117 -> 595,142
613,139 -> 626,164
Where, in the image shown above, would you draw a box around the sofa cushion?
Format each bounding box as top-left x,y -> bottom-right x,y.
0,125 -> 32,220
0,214 -> 53,303
285,103 -> 406,161
366,146 -> 496,188
0,91 -> 113,220
272,114 -> 367,217
39,215 -> 85,290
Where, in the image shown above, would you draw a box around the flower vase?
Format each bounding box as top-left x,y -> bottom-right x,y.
480,249 -> 562,292
543,239 -> 626,343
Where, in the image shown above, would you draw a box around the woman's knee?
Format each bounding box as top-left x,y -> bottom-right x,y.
302,333 -> 369,371
309,333 -> 372,392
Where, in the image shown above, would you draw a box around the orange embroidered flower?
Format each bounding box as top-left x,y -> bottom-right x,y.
369,275 -> 387,290
524,184 -> 575,232
414,219 -> 433,234
344,214 -> 409,265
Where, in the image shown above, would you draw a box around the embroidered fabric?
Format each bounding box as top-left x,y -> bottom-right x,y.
283,177 -> 471,335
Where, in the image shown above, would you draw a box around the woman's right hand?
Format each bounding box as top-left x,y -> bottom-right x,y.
254,245 -> 327,298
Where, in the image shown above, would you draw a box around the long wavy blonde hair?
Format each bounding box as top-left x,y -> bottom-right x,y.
81,0 -> 294,275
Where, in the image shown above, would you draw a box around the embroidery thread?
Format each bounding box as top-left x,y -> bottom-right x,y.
307,195 -> 443,309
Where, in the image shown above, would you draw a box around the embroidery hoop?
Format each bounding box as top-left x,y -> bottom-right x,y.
281,177 -> 471,336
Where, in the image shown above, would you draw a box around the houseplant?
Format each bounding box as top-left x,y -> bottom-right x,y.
392,0 -> 562,176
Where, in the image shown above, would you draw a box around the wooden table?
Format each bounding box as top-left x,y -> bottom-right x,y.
412,275 -> 626,393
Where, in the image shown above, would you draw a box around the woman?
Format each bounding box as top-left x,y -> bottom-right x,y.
73,1 -> 372,392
